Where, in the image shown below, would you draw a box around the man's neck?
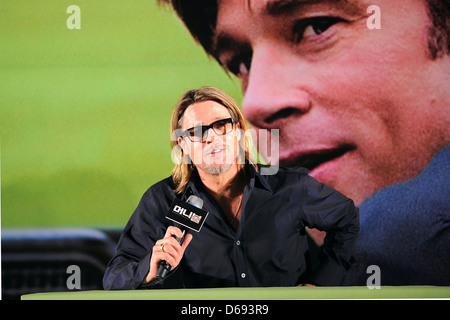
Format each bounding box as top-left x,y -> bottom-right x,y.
198,163 -> 245,200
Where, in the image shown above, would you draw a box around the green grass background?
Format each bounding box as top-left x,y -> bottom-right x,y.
0,1 -> 243,227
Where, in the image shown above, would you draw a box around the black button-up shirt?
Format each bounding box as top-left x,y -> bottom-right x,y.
103,165 -> 359,290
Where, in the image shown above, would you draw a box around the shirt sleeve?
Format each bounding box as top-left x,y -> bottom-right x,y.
300,174 -> 360,286
102,187 -> 169,290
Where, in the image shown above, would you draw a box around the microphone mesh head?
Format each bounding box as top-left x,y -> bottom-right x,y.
187,195 -> 203,209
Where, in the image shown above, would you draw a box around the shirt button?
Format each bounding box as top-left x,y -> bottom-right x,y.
241,273 -> 246,279
236,240 -> 241,246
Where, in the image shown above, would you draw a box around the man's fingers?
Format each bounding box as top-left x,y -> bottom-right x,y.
154,234 -> 191,260
152,251 -> 177,268
181,233 -> 193,250
156,236 -> 184,254
164,226 -> 184,239
152,244 -> 177,266
154,241 -> 175,255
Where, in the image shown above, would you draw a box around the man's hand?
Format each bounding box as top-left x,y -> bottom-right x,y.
142,226 -> 193,284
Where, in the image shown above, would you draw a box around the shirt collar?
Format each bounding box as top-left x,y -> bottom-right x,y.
183,164 -> 273,201
250,164 -> 273,193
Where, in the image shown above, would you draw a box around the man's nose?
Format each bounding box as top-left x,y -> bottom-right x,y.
242,44 -> 312,129
204,127 -> 218,143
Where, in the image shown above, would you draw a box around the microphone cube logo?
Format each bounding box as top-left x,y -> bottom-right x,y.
167,198 -> 209,232
173,205 -> 202,224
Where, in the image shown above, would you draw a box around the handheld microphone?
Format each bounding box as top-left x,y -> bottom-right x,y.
156,195 -> 208,279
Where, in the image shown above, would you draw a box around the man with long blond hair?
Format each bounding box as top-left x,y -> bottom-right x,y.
103,86 -> 359,289
169,86 -> 257,195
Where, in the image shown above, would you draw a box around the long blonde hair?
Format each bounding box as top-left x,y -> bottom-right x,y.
170,86 -> 256,193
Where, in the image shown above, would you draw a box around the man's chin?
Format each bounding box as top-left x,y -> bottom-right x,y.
200,163 -> 233,175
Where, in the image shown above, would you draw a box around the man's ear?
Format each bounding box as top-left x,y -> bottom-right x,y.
236,123 -> 242,141
178,136 -> 187,153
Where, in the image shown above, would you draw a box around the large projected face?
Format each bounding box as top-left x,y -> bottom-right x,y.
212,0 -> 450,205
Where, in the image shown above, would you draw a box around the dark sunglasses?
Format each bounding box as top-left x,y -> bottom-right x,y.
183,118 -> 235,142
